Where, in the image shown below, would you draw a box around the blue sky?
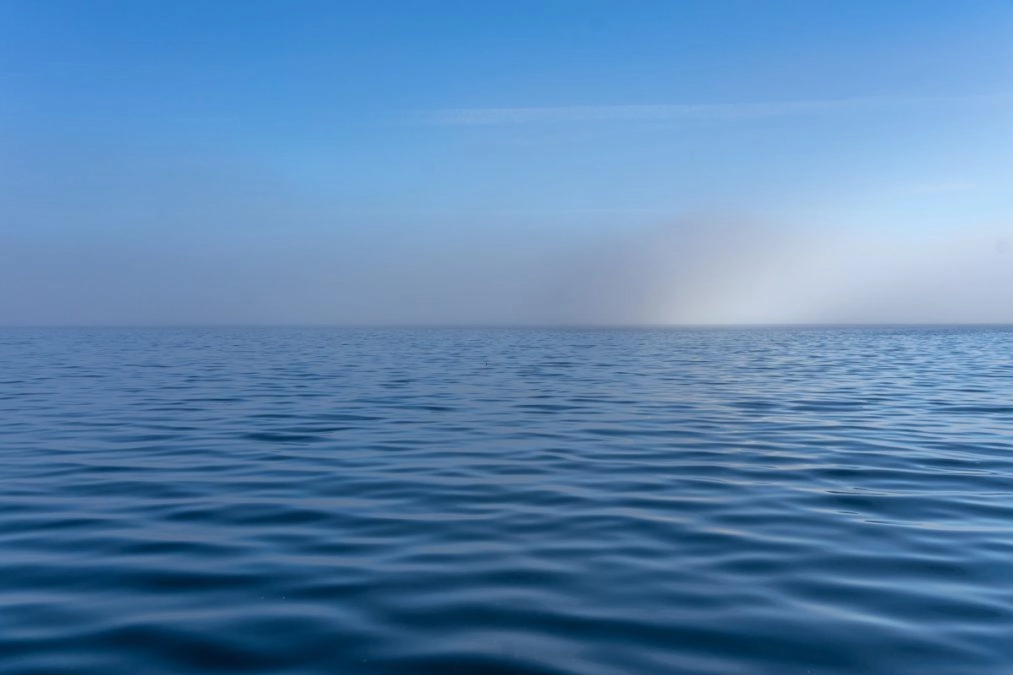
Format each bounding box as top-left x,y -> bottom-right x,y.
2,1 -> 1013,324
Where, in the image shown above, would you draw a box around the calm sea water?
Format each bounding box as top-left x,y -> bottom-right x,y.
2,327 -> 1013,674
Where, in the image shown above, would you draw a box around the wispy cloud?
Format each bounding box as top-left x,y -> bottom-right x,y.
906,180 -> 979,194
413,94 -> 1011,126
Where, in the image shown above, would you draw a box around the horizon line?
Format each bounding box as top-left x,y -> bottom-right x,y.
3,323 -> 1013,330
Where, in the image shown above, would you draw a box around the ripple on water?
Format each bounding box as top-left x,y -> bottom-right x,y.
1,327 -> 1013,674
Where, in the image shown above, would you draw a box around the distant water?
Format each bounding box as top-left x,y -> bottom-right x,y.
3,327 -> 1013,674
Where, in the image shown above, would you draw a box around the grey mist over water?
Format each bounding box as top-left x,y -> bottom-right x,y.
4,216 -> 1013,327
3,327 -> 1013,674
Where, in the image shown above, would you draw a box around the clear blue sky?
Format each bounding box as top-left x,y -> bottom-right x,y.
2,0 -> 1013,325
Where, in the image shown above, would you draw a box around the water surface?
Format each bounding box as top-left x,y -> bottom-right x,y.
2,327 -> 1013,674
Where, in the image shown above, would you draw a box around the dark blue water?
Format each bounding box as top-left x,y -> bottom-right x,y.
2,327 -> 1013,674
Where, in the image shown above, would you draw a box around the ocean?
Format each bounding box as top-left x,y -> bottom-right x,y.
2,327 -> 1012,674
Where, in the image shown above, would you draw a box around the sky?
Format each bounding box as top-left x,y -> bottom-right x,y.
2,0 -> 1013,325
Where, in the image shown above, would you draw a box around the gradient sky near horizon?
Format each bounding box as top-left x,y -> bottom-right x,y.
2,0 -> 1013,325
